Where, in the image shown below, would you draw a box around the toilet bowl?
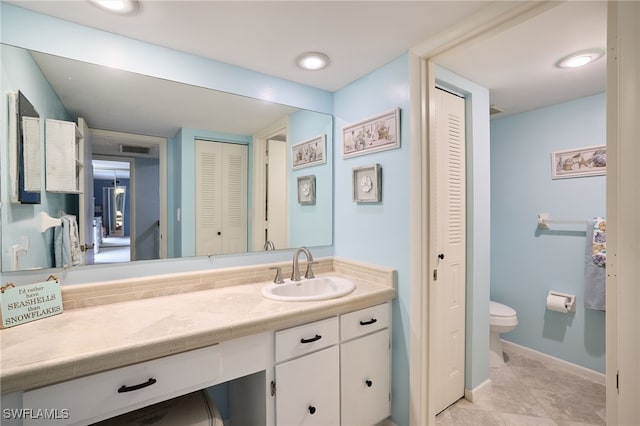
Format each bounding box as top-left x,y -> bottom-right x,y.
489,301 -> 518,366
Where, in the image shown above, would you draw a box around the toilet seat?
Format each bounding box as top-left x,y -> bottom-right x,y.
489,301 -> 517,327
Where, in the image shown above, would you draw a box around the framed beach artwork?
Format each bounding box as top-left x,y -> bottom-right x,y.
352,164 -> 382,203
291,134 -> 326,170
297,175 -> 316,205
343,108 -> 400,158
551,145 -> 606,179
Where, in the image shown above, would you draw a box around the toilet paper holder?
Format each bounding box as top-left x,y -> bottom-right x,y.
547,291 -> 576,312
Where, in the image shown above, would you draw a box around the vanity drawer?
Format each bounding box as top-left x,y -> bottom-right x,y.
275,317 -> 338,363
340,302 -> 390,342
22,345 -> 220,426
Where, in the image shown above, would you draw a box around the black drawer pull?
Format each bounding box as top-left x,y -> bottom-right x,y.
300,334 -> 322,344
366,379 -> 373,387
308,405 -> 316,415
117,378 -> 157,393
360,318 -> 378,326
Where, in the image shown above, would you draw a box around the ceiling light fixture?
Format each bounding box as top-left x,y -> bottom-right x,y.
90,0 -> 139,14
296,52 -> 330,71
556,49 -> 605,69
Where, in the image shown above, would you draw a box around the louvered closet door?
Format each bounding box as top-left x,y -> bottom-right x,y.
195,140 -> 247,256
432,88 -> 466,415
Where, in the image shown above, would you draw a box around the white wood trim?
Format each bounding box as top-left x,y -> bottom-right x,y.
607,2 -> 640,424
408,51 -> 427,426
251,118 -> 288,252
502,340 -> 605,385
411,2 -> 558,60
89,129 -> 167,259
464,379 -> 492,403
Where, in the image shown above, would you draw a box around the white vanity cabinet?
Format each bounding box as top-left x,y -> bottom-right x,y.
340,303 -> 391,426
274,317 -> 340,426
273,303 -> 392,426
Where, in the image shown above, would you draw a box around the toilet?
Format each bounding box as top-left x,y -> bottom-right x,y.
489,301 -> 518,366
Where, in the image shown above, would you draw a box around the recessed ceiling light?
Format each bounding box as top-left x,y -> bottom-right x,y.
90,0 -> 139,14
296,52 -> 330,71
556,49 -> 605,69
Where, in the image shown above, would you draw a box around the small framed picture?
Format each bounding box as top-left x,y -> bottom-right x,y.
292,134 -> 326,170
297,175 -> 316,205
551,145 -> 606,179
352,164 -> 381,203
343,108 -> 400,158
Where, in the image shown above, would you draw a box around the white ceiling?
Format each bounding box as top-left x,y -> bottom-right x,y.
8,0 -> 607,129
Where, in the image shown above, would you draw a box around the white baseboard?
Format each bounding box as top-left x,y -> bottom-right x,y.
464,378 -> 492,402
501,340 -> 605,385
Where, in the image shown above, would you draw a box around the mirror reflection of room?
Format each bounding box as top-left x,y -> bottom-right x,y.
0,44 -> 333,272
93,160 -> 131,264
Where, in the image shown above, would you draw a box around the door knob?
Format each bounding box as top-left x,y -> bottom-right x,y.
438,253 -> 445,260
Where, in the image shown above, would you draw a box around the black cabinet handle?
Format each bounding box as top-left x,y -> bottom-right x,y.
117,378 -> 157,393
308,406 -> 316,415
300,334 -> 322,344
438,253 -> 445,260
365,379 -> 373,387
359,318 -> 378,326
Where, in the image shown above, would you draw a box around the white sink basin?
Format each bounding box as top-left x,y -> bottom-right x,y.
261,276 -> 356,302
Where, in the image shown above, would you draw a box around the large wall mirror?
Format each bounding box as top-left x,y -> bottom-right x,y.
1,43 -> 333,273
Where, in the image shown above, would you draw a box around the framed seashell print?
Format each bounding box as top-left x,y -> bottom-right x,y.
352,164 -> 381,203
292,134 -> 326,170
551,145 -> 606,179
343,108 -> 400,158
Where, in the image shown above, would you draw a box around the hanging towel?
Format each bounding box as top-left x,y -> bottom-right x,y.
584,217 -> 606,310
54,215 -> 82,268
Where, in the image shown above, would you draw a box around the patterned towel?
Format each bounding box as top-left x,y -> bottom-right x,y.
591,217 -> 606,267
585,217 -> 606,311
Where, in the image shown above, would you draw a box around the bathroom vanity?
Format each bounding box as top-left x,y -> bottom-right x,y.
0,257 -> 395,425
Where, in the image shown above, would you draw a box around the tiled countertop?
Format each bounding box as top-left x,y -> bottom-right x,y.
0,258 -> 395,394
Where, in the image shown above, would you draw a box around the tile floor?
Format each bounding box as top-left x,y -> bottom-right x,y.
436,348 -> 606,426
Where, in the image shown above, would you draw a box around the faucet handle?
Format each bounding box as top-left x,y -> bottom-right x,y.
304,261 -> 318,279
269,266 -> 284,284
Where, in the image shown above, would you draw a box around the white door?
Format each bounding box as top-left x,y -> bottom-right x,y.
266,139 -> 288,249
431,88 -> 466,415
195,140 -> 247,256
77,117 -> 94,265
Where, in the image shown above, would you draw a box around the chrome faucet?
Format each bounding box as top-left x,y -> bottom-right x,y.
291,247 -> 316,281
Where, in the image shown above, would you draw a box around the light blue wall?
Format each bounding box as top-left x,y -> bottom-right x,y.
333,54 -> 411,426
491,93 -> 606,373
288,110 -> 333,247
134,157 -> 160,261
435,66 -> 492,391
0,44 -> 73,270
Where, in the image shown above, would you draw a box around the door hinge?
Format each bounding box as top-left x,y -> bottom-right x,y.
616,371 -> 619,392
433,269 -> 438,281
270,380 -> 276,397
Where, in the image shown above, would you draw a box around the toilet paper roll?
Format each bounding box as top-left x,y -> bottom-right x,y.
547,294 -> 569,313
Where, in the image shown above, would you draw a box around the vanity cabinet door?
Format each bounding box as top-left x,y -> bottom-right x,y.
341,328 -> 391,426
275,345 -> 339,426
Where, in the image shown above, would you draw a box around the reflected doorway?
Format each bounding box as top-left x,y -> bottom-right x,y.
93,159 -> 131,264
